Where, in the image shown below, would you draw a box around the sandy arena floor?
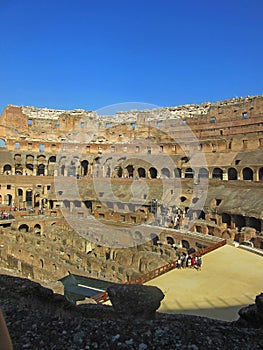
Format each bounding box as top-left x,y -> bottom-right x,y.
146,245 -> 263,321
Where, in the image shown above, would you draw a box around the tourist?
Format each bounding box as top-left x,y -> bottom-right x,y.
177,257 -> 182,269
196,256 -> 202,271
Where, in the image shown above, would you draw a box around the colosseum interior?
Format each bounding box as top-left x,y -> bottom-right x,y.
0,95 -> 263,290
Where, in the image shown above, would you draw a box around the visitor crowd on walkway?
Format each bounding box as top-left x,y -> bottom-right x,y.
176,254 -> 202,271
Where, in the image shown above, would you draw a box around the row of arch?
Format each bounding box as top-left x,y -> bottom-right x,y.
111,165 -> 263,181
2,160 -> 263,182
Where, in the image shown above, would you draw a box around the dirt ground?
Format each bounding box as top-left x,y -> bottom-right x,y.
146,245 -> 263,321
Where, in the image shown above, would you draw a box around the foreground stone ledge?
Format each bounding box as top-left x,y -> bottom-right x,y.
107,284 -> 164,320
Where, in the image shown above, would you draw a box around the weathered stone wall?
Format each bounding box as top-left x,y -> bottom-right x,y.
0,94 -> 263,281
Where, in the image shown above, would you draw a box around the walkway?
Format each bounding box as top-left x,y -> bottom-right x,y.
146,245 -> 263,321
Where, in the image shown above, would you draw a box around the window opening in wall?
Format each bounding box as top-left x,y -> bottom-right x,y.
160,145 -> 163,152
81,122 -> 85,129
210,117 -> 216,123
40,144 -> 44,152
86,146 -> 90,153
111,146 -> 115,153
106,123 -> 110,129
15,142 -> 20,149
28,143 -> 32,150
215,199 -> 222,206
235,159 -> 241,165
220,129 -> 223,135
131,123 -> 135,129
136,146 -> 140,152
55,123 -> 60,127
7,184 -> 11,189
243,112 -> 248,119
243,140 -> 248,149
28,119 -> 33,126
157,121 -> 161,128
147,146 -> 151,154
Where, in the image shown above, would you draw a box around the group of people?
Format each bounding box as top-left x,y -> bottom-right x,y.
176,254 -> 202,271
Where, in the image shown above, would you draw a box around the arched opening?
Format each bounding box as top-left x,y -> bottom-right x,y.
0,139 -> 6,148
81,160 -> 89,176
34,193 -> 40,207
68,165 -> 76,177
222,213 -> 231,227
126,165 -> 134,178
166,236 -> 175,245
40,259 -> 44,268
138,167 -> 146,178
26,190 -> 33,207
106,166 -> 111,178
228,167 -> 237,180
26,163 -> 34,175
233,215 -> 245,230
49,156 -> 56,163
248,217 -> 261,232
48,156 -> 56,176
150,233 -> 158,245
243,167 -> 253,180
73,200 -> 81,208
212,167 -> 223,180
149,167 -> 157,179
5,194 -> 12,206
161,168 -> 170,178
3,164 -> 11,175
37,164 -> 45,176
259,168 -> 263,181
198,168 -> 209,179
61,165 -> 65,176
18,224 -> 29,233
182,240 -> 190,250
174,168 -> 181,178
196,210 -> 205,219
185,168 -> 194,178
34,224 -> 41,235
115,166 -> 123,178
63,200 -> 70,209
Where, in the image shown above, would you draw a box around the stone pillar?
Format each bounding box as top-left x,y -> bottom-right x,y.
254,168 -> 259,181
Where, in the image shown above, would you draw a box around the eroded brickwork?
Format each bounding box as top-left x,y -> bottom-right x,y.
0,95 -> 263,283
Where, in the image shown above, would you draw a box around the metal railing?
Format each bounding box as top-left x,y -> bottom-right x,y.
92,239 -> 227,303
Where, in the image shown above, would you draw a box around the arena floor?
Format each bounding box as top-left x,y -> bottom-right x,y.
146,245 -> 263,321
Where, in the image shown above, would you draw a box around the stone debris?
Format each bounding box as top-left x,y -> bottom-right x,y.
1,274 -> 263,349
236,293 -> 263,328
107,284 -> 164,320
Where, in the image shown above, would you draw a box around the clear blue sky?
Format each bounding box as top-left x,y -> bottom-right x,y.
0,0 -> 262,113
